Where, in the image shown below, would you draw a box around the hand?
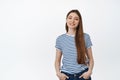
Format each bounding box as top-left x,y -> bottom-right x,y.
79,71 -> 92,79
57,72 -> 69,80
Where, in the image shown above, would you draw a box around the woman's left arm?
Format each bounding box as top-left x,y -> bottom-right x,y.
80,47 -> 94,79
86,47 -> 94,73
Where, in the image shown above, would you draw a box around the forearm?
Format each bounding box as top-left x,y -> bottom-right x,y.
55,60 -> 61,74
86,48 -> 94,73
88,58 -> 94,73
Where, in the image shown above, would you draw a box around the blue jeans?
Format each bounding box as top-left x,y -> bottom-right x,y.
61,68 -> 91,80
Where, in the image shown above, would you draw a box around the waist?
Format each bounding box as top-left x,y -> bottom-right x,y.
61,68 -> 88,77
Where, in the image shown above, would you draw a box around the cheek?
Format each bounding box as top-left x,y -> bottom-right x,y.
66,19 -> 70,23
66,20 -> 71,25
75,21 -> 79,25
66,22 -> 70,26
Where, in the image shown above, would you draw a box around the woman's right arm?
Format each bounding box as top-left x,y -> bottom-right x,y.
54,49 -> 69,80
54,49 -> 62,75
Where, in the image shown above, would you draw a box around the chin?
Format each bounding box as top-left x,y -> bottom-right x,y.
68,26 -> 77,29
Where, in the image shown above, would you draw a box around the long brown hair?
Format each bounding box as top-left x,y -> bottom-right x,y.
65,10 -> 86,64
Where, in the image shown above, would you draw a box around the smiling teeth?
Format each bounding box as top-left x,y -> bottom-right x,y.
71,24 -> 75,26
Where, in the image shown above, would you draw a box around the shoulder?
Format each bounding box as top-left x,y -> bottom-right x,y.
84,33 -> 90,39
56,33 -> 66,40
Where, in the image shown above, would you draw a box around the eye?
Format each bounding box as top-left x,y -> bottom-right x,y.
75,18 -> 79,21
68,17 -> 72,19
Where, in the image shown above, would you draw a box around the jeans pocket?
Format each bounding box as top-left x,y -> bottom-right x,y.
61,72 -> 70,80
81,77 -> 91,80
80,77 -> 85,80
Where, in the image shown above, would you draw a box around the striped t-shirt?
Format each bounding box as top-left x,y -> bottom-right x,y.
55,33 -> 93,74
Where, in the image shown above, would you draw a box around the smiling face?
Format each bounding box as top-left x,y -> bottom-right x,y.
66,12 -> 80,29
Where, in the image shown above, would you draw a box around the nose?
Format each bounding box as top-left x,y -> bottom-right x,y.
71,19 -> 75,23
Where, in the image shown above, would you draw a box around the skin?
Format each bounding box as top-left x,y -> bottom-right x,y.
54,12 -> 94,80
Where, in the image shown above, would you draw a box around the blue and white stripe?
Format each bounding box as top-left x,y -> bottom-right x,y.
55,33 -> 92,74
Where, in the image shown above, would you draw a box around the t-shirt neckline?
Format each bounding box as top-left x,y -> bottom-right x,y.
65,33 -> 75,37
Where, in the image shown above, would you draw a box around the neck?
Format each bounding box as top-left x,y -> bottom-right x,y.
67,28 -> 76,35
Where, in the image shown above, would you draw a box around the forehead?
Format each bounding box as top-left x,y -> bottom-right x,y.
68,12 -> 79,17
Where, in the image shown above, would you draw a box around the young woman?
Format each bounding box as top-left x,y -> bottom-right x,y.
55,9 -> 94,80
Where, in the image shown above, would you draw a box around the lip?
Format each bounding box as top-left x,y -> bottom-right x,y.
69,23 -> 75,26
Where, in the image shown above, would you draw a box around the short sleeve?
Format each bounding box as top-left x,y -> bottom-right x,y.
55,37 -> 62,51
84,33 -> 93,49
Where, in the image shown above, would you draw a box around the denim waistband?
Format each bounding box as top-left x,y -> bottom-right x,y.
61,68 -> 88,77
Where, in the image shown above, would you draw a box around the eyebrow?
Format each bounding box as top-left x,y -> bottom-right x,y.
68,15 -> 79,19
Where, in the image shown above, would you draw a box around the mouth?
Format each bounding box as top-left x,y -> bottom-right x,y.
69,23 -> 75,26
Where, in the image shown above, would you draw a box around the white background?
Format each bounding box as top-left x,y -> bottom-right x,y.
0,0 -> 120,80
